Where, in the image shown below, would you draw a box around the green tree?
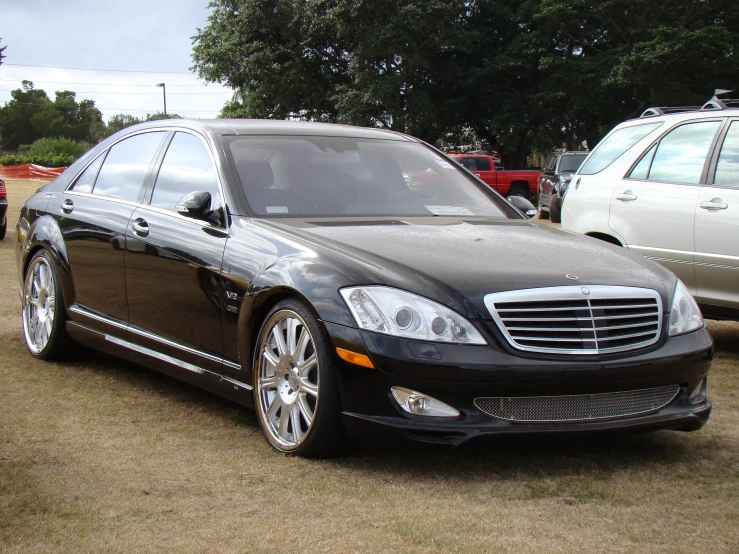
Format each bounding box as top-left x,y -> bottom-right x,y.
0,38 -> 6,66
192,0 -> 739,168
105,113 -> 144,136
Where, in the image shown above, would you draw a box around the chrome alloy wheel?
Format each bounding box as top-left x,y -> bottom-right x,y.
23,256 -> 56,354
256,310 -> 319,450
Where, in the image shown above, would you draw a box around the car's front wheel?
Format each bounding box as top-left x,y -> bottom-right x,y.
22,249 -> 77,360
253,299 -> 347,457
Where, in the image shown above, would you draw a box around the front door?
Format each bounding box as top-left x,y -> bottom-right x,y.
608,119 -> 724,291
124,131 -> 229,373
694,119 -> 739,309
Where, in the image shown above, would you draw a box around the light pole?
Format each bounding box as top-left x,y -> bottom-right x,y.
156,82 -> 167,117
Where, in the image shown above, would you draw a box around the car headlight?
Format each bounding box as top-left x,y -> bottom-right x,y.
668,280 -> 704,336
340,286 -> 487,344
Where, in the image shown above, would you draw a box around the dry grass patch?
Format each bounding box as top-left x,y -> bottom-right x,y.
0,179 -> 738,553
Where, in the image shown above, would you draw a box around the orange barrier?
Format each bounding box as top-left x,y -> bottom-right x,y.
0,164 -> 66,181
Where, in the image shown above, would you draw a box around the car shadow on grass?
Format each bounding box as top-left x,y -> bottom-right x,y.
61,350 -> 727,486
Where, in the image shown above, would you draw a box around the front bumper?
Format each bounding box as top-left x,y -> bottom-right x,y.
325,321 -> 713,446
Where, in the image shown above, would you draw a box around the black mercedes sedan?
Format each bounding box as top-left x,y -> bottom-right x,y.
15,120 -> 712,457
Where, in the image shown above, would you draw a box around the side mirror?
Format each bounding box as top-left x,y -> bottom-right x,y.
176,191 -> 212,219
508,195 -> 537,219
544,168 -> 555,176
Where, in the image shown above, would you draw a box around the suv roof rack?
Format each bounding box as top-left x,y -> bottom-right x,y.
640,106 -> 701,118
700,95 -> 739,111
640,91 -> 739,118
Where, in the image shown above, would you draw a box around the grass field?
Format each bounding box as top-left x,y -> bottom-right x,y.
1,179 -> 738,553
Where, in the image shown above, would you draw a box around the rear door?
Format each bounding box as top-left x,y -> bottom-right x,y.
124,131 -> 230,373
694,118 -> 739,309
58,131 -> 167,335
608,119 -> 724,291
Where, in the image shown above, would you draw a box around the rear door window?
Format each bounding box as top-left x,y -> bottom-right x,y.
476,157 -> 491,171
70,153 -> 106,193
460,158 -> 477,171
645,121 -> 722,184
579,123 -> 662,175
93,131 -> 166,201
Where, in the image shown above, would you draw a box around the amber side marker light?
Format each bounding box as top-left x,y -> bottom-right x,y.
336,348 -> 375,369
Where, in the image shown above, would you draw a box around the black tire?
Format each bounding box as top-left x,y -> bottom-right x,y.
506,187 -> 530,202
0,219 -> 6,240
550,196 -> 562,224
253,299 -> 349,458
21,249 -> 79,360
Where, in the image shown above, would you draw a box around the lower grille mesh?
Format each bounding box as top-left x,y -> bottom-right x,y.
474,385 -> 680,422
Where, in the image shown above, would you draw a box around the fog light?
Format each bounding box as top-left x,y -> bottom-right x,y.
391,387 -> 460,418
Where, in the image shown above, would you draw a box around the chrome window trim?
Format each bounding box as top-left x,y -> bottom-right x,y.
70,305 -> 242,371
484,286 -> 663,355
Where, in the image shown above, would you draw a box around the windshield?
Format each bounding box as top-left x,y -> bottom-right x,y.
578,123 -> 663,175
225,135 -> 517,218
558,153 -> 588,173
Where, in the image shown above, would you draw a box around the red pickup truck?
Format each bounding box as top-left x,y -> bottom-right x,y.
448,154 -> 540,200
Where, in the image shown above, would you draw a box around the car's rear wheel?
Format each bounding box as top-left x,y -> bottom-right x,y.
550,196 -> 562,224
22,250 -> 77,360
253,299 -> 347,457
0,220 -> 6,240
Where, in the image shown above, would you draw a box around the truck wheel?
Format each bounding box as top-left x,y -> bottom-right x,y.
550,197 -> 562,224
506,187 -> 530,202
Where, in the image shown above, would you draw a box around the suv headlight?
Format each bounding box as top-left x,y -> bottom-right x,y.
340,286 -> 487,344
668,280 -> 704,336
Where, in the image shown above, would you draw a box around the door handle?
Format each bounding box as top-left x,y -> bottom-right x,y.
699,198 -> 728,210
132,218 -> 149,237
615,190 -> 637,201
61,198 -> 74,214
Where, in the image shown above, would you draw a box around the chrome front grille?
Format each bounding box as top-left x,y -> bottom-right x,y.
474,385 -> 680,422
484,286 -> 663,354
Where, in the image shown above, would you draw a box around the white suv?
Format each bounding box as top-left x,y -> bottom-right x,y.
562,97 -> 739,320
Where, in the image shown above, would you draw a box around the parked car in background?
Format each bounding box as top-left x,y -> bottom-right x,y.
562,95 -> 739,321
16,120 -> 712,458
0,179 -> 7,240
537,150 -> 588,223
448,153 -> 540,200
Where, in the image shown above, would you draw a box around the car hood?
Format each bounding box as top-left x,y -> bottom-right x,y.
259,218 -> 676,320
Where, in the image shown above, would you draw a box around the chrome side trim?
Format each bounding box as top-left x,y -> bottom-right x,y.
127,324 -> 226,366
105,334 -> 252,391
106,334 -> 206,375
70,304 -> 245,375
69,305 -> 128,331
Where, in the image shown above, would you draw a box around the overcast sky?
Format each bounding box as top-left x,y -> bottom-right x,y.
0,0 -> 233,121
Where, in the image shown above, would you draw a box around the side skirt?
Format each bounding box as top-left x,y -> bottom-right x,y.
67,321 -> 255,408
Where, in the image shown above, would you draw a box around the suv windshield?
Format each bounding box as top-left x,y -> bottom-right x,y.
558,153 -> 588,173
225,136 -> 518,218
579,123 -> 662,175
